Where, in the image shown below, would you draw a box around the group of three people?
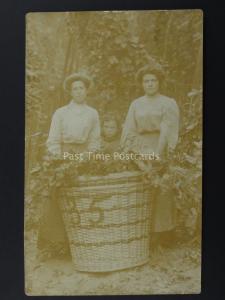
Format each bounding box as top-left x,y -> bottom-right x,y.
39,65 -> 180,256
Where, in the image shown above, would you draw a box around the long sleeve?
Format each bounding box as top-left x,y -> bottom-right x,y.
46,109 -> 62,155
87,111 -> 101,152
120,102 -> 138,152
159,99 -> 180,151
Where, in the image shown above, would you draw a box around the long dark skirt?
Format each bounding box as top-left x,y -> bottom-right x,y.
149,186 -> 177,248
38,189 -> 70,256
151,186 -> 177,233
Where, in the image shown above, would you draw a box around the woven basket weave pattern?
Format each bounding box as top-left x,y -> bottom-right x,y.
59,171 -> 152,272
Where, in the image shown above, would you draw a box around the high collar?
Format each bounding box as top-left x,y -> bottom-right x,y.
68,100 -> 87,109
144,93 -> 161,102
102,133 -> 120,143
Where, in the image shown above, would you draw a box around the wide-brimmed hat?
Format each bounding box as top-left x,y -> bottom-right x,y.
135,63 -> 165,84
63,72 -> 93,92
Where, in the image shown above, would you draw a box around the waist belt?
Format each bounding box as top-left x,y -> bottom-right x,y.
139,130 -> 160,135
62,141 -> 86,145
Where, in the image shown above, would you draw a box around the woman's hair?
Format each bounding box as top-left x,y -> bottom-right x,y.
135,64 -> 165,85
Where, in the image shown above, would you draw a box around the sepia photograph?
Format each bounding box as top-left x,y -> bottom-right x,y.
25,10 -> 202,295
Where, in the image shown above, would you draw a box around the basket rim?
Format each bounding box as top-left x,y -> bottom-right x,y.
76,170 -> 144,182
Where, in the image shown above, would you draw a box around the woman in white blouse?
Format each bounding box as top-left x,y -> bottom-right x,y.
46,72 -> 101,156
121,65 -> 180,248
39,73 -> 101,256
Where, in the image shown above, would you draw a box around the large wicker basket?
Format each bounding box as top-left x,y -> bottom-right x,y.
58,171 -> 152,272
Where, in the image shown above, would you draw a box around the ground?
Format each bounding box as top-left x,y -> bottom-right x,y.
25,232 -> 201,296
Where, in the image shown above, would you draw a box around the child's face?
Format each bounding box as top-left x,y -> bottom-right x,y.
103,120 -> 118,138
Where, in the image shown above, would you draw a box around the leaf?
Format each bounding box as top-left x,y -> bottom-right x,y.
183,154 -> 197,165
30,165 -> 41,174
108,56 -> 119,65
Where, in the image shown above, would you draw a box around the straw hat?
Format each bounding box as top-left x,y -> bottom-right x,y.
63,72 -> 93,92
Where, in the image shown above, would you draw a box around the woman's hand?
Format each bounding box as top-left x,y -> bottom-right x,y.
81,151 -> 90,162
136,160 -> 153,180
135,160 -> 148,172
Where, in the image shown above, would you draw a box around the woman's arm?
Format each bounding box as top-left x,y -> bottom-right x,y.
87,111 -> 101,152
46,109 -> 62,156
120,101 -> 138,152
156,126 -> 168,157
157,98 -> 180,157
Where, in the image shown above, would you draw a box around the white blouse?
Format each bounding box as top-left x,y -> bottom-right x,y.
120,94 -> 179,153
46,101 -> 101,155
